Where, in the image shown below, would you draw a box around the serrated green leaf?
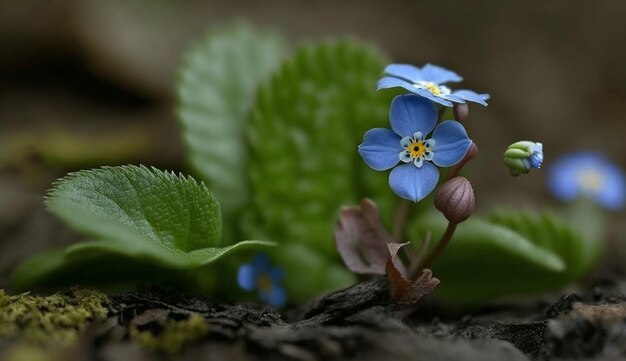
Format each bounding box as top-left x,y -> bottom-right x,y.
414,210 -> 589,303
177,23 -> 287,217
244,40 -> 395,257
11,165 -> 274,288
48,165 -> 223,253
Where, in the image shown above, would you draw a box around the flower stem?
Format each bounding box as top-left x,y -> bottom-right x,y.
438,106 -> 446,120
392,198 -> 411,243
417,221 -> 458,274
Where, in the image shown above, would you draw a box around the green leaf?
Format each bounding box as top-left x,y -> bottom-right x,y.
177,22 -> 287,217
12,165 -> 274,288
271,244 -> 356,304
489,208 -> 594,279
415,210 -> 589,303
555,199 -> 606,268
244,40 -> 395,257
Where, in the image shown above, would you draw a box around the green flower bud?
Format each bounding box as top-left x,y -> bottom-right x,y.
434,176 -> 475,224
503,141 -> 543,176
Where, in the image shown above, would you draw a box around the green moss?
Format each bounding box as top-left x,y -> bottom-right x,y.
3,344 -> 55,361
130,313 -> 209,355
0,288 -> 109,347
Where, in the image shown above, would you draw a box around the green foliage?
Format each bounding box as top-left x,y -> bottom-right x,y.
238,40 -> 397,300
11,166 -> 273,289
0,289 -> 108,346
244,40 -> 395,258
177,23 -> 287,219
416,209 -> 594,303
271,244 -> 356,304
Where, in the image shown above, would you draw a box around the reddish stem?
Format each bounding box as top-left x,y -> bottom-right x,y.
446,142 -> 478,181
417,221 -> 458,275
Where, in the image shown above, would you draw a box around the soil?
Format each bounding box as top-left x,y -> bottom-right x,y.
6,276 -> 623,361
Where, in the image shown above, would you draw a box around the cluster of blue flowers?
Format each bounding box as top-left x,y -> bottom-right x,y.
359,63 -> 489,202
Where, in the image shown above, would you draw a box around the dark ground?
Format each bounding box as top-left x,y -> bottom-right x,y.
4,276 -> 626,361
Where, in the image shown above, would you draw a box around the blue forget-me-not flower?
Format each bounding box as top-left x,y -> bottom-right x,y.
377,63 -> 490,107
237,253 -> 287,308
358,94 -> 472,202
548,152 -> 626,210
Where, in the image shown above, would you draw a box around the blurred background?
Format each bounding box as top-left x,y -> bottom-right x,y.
1,0 -> 625,290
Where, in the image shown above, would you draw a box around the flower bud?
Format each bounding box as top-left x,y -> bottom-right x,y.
453,103 -> 469,122
435,176 -> 475,224
503,141 -> 543,176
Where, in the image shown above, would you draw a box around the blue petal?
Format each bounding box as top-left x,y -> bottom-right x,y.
389,95 -> 438,138
419,63 -> 463,84
269,267 -> 284,283
237,264 -> 256,291
430,121 -> 472,167
377,77 -> 454,107
383,64 -> 422,83
260,286 -> 287,308
388,162 -> 440,202
376,76 -> 418,93
547,156 -> 580,201
252,253 -> 271,272
452,90 -> 490,106
414,89 -> 454,107
529,143 -> 543,169
358,128 -> 402,171
595,163 -> 626,210
439,94 -> 466,104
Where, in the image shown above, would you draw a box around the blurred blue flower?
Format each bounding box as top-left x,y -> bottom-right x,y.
358,94 -> 472,202
237,253 -> 287,308
377,63 -> 490,107
548,152 -> 626,210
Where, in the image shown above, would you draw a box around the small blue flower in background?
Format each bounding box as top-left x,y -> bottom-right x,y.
237,253 -> 287,308
377,63 -> 490,107
548,152 -> 626,210
358,94 -> 472,202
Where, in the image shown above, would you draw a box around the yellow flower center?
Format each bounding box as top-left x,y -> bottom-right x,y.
408,141 -> 428,158
257,274 -> 273,293
577,169 -> 604,192
422,82 -> 441,96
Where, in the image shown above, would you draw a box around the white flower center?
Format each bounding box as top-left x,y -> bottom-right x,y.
413,81 -> 451,96
398,132 -> 436,168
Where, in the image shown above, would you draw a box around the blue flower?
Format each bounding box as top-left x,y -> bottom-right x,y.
358,94 -> 472,202
548,152 -> 626,210
377,63 -> 490,107
237,253 -> 287,308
